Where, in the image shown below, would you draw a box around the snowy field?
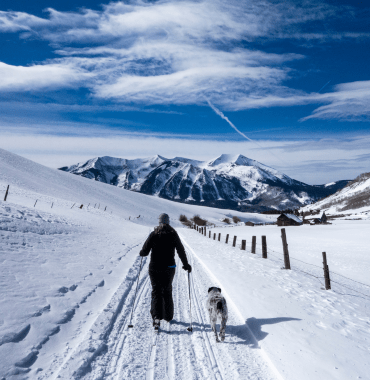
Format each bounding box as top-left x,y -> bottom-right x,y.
1,148 -> 370,379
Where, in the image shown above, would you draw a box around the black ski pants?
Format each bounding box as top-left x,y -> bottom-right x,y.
149,267 -> 176,321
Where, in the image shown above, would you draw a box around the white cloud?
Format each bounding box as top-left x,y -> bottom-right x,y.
0,0 -> 369,120
0,62 -> 89,91
300,81 -> 370,121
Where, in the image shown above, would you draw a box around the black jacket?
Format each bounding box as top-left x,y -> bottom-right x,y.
140,225 -> 189,270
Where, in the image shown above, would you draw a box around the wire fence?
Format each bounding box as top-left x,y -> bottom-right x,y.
192,226 -> 370,301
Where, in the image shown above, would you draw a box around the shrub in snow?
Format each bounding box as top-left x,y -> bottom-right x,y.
191,215 -> 208,226
232,216 -> 241,224
179,214 -> 192,227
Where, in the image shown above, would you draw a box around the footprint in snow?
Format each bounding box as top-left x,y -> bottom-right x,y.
0,324 -> 31,346
57,309 -> 75,324
14,350 -> 39,368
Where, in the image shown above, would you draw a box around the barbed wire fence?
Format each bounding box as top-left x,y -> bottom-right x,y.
190,224 -> 370,301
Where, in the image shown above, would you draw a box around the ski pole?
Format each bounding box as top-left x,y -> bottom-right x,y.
187,271 -> 193,332
128,256 -> 144,328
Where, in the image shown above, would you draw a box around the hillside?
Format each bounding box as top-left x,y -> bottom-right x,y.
0,148 -> 274,226
0,148 -> 369,380
59,154 -> 349,212
301,171 -> 370,218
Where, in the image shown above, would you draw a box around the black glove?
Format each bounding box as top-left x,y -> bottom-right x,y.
183,264 -> 192,273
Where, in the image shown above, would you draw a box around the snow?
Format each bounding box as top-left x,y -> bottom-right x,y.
184,223 -> 370,380
1,148 -> 369,379
325,182 -> 336,187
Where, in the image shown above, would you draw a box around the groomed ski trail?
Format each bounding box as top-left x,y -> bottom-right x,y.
53,235 -> 280,380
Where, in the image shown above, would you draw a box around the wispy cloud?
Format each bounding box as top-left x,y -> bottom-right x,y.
0,0 -> 369,120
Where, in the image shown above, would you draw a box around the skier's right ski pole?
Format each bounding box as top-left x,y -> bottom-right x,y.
128,256 -> 144,328
187,271 -> 193,332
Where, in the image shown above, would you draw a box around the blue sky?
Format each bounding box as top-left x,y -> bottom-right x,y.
0,0 -> 369,184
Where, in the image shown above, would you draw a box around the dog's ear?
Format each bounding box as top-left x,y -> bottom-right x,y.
208,287 -> 214,293
217,287 -> 222,293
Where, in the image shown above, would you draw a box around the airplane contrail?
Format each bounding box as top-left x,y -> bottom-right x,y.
206,99 -> 289,167
207,100 -> 254,142
318,80 -> 331,93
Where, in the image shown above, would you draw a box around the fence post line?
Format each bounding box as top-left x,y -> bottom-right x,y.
251,236 -> 256,254
232,236 -> 237,247
281,228 -> 291,269
218,233 -> 221,241
209,231 -> 211,238
34,200 -> 38,207
241,240 -> 246,250
4,185 -> 9,201
204,227 -> 206,236
225,234 -> 229,244
213,233 -> 216,240
262,236 -> 267,259
322,252 -> 331,290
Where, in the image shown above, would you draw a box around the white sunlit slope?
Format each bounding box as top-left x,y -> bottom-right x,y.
0,148 -> 274,226
0,148 -> 278,379
2,148 -> 368,380
181,225 -> 370,380
301,172 -> 370,218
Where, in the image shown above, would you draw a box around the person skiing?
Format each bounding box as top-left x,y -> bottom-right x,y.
140,213 -> 192,330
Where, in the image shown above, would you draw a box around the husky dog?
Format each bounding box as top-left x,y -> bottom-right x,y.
206,287 -> 228,342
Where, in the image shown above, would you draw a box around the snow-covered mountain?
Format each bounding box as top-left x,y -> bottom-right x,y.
301,171 -> 370,216
60,154 -> 349,211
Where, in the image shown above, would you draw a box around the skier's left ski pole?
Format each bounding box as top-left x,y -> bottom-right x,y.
128,256 -> 144,328
187,271 -> 193,332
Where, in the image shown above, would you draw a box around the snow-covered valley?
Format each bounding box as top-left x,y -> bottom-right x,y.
1,148 -> 369,380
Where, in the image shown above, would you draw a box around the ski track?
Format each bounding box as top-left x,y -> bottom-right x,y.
55,235 -> 279,380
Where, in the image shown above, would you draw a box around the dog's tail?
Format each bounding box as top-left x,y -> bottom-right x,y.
216,301 -> 223,312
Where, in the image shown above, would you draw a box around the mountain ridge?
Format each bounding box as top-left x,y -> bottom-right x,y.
59,154 -> 350,212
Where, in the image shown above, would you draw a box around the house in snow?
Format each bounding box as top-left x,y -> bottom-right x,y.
277,213 -> 303,226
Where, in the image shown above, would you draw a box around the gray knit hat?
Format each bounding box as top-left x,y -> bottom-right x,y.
158,213 -> 170,224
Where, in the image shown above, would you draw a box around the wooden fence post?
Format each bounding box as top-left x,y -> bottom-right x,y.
322,252 -> 331,290
79,204 -> 83,209
34,200 -> 38,207
104,206 -> 107,211
218,233 -> 221,241
232,236 -> 237,247
241,240 -> 246,250
71,203 -> 75,209
281,228 -> 291,269
209,231 -> 211,238
94,204 -> 96,208
4,185 -> 9,201
51,202 -> 53,208
251,236 -> 256,254
262,236 -> 267,258
98,204 -> 100,209
213,233 -> 216,240
225,234 -> 229,244
204,227 -> 206,236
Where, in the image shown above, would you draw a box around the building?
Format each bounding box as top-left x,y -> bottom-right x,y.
321,212 -> 328,223
245,221 -> 255,226
277,213 -> 303,226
